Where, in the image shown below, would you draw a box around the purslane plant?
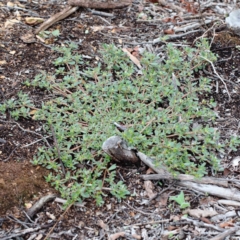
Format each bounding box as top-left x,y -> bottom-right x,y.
1,39 -> 240,206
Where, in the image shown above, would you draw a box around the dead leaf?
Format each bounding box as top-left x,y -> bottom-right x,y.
25,17 -> 44,25
223,168 -> 231,176
201,217 -> 212,224
130,46 -> 141,58
219,219 -> 234,228
35,234 -> 43,240
146,168 -> 155,174
184,209 -> 218,218
162,17 -> 173,23
168,225 -> 177,231
144,180 -> 157,199
170,215 -> 181,221
109,232 -> 125,240
132,233 -> 141,239
91,26 -> 105,32
0,60 -> 7,65
97,220 -> 109,231
164,29 -> 175,34
157,192 -> 168,207
17,2 -> 26,8
122,48 -> 142,69
20,32 -> 36,43
29,110 -> 37,116
7,2 -> 15,7
199,196 -> 215,205
183,1 -> 198,14
25,202 -> 32,209
129,211 -> 135,217
4,19 -> 20,28
76,24 -> 84,29
46,212 -> 56,220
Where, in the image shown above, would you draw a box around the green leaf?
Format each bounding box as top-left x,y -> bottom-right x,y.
169,191 -> 190,209
52,29 -> 60,37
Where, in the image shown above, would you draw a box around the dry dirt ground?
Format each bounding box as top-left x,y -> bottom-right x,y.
1,0 -> 240,239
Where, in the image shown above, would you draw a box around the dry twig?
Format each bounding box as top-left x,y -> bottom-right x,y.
68,0 -> 132,9
209,226 -> 240,240
35,6 -> 79,34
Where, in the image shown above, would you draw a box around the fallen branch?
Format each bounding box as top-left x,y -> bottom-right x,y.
68,0 -> 132,9
35,0 -> 132,36
210,227 -> 240,240
178,181 -> 240,202
35,6 -> 79,34
27,194 -> 57,219
157,0 -> 185,13
141,173 -> 229,188
211,211 -> 237,223
0,223 -> 54,240
103,136 -> 240,204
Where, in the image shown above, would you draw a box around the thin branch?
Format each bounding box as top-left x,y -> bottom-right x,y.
68,0 -> 132,9
201,56 -> 231,100
35,6 -> 79,34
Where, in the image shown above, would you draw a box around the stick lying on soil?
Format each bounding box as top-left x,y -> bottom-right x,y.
35,1 -> 132,34
27,194 -> 56,219
103,136 -> 240,202
68,0 -> 133,9
35,6 -> 79,34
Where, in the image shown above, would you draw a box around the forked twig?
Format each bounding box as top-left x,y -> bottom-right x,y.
200,56 -> 231,100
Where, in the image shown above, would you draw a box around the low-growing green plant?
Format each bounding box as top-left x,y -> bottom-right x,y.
38,29 -> 60,43
169,191 -> 190,209
1,39 -> 239,206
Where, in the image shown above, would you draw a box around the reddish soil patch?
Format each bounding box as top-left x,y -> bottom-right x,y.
0,160 -> 52,216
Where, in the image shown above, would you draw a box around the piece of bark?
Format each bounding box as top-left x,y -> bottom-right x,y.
209,227 -> 240,240
27,194 -> 56,219
211,211 -> 237,223
218,199 -> 240,207
136,151 -> 170,175
68,0 -> 132,9
102,136 -> 139,164
157,0 -> 185,13
141,174 -> 229,188
35,6 -> 79,34
178,181 -> 240,202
